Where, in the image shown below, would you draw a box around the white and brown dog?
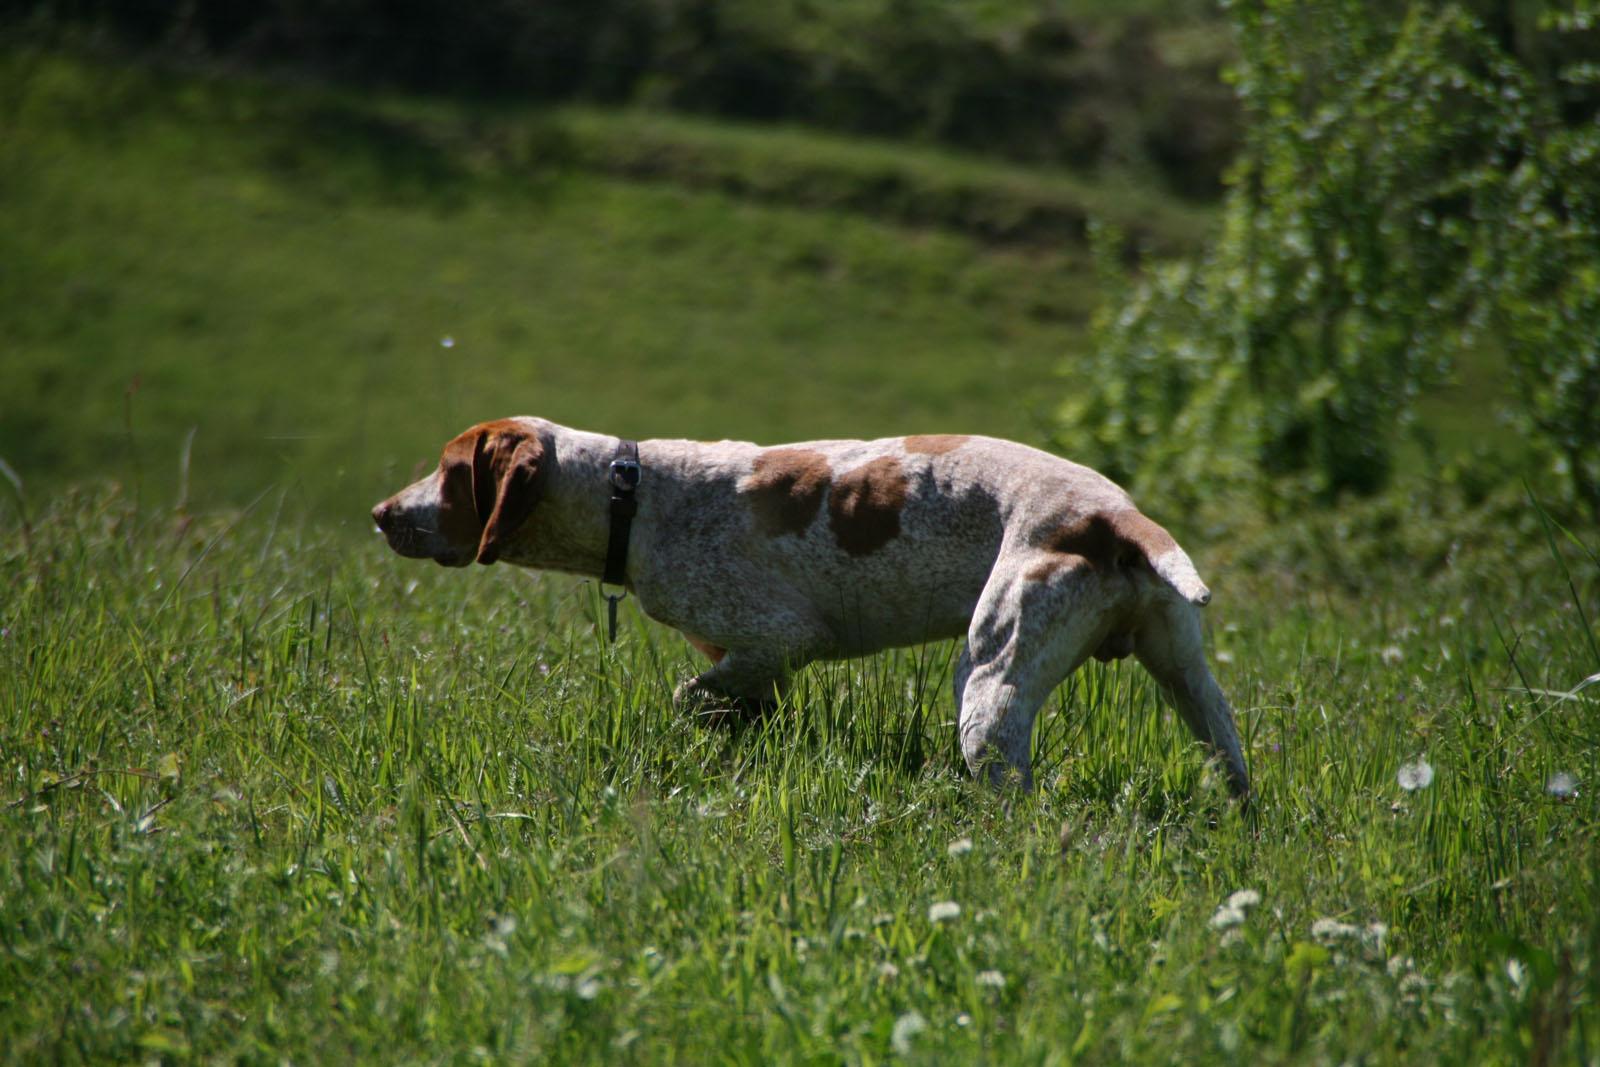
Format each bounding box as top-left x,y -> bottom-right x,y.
373,418 -> 1249,796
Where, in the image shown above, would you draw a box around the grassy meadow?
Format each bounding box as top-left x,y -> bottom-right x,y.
3,49 -> 1599,1064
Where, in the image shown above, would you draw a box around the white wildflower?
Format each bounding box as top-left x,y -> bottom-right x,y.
1215,650 -> 1235,665
1307,918 -> 1386,956
1227,889 -> 1262,911
928,900 -> 961,923
1381,645 -> 1404,666
440,335 -> 456,348
1311,918 -> 1362,943
1546,771 -> 1578,798
877,962 -> 900,983
955,1012 -> 973,1027
1398,972 -> 1431,999
1210,888 -> 1261,932
1397,759 -> 1434,791
891,1012 -> 927,1054
976,970 -> 1005,989
947,837 -> 974,857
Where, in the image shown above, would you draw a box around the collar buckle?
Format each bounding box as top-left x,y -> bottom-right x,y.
601,441 -> 641,643
609,457 -> 641,494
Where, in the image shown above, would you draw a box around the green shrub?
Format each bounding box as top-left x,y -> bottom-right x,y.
1061,0 -> 1600,520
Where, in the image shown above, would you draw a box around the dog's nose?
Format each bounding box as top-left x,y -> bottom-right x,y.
372,500 -> 393,532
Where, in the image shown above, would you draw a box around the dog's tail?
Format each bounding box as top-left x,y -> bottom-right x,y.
1111,510 -> 1212,607
1149,545 -> 1211,606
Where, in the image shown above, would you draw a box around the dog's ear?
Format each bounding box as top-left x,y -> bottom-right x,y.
472,425 -> 546,565
435,431 -> 485,554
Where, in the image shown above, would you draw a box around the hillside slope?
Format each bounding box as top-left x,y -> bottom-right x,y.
0,54 -> 1205,522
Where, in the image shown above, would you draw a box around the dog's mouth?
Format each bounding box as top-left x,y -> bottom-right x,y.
375,522 -> 469,566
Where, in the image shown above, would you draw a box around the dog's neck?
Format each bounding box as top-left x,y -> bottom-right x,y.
495,425 -> 629,580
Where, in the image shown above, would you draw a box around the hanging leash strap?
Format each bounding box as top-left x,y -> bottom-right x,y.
602,439 -> 641,643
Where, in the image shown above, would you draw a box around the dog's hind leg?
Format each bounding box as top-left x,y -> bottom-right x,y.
1132,599 -> 1250,797
957,557 -> 1130,789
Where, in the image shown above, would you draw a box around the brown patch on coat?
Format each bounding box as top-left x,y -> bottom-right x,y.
904,434 -> 970,456
436,419 -> 548,564
828,456 -> 909,556
684,634 -> 728,664
436,431 -> 485,556
1023,554 -> 1077,582
1025,509 -> 1173,582
1107,509 -> 1177,560
742,448 -> 833,536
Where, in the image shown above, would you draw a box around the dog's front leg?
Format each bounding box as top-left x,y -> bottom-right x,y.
1133,601 -> 1250,798
674,649 -> 796,727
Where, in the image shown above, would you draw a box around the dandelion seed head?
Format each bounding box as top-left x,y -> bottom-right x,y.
1546,771 -> 1578,798
891,1012 -> 927,1054
1397,758 -> 1434,791
1227,889 -> 1261,911
1381,645 -> 1404,666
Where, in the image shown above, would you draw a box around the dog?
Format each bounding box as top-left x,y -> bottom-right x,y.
372,417 -> 1249,796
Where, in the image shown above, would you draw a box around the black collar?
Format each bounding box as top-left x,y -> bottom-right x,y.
603,439 -> 640,590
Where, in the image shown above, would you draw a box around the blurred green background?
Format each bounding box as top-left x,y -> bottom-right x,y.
2,0 -> 1596,532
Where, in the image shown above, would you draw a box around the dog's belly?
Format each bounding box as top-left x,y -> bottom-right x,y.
806,549 -> 990,654
636,530 -> 995,657
737,517 -> 998,654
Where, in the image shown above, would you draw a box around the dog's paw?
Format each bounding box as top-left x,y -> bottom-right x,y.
674,678 -> 774,729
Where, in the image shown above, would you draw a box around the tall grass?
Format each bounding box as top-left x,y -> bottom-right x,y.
2,44 -> 1596,1067
2,486 -> 1595,1063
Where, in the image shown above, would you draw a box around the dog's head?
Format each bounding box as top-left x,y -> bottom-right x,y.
372,419 -> 547,567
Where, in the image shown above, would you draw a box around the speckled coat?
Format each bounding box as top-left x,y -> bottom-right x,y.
373,417 -> 1249,796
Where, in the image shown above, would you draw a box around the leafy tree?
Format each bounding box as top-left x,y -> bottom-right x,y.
1063,0 -> 1600,519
